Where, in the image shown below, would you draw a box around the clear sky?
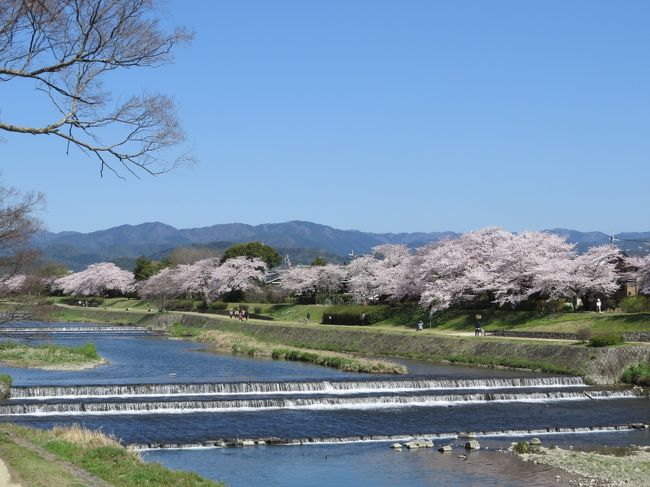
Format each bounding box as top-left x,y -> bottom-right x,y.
1,0 -> 649,234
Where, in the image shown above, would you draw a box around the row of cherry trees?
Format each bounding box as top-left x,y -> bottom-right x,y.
4,228 -> 649,314
281,228 -> 649,312
46,257 -> 267,311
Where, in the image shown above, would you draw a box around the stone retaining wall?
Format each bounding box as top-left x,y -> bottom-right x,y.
491,330 -> 650,343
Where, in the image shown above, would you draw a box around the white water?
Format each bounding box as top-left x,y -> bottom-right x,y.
1,389 -> 637,417
10,376 -> 586,400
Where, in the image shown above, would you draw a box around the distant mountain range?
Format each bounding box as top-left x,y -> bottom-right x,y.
31,221 -> 650,271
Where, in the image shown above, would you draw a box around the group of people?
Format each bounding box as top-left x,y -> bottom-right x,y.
228,308 -> 249,321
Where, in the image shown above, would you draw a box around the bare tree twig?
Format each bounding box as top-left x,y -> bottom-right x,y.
0,0 -> 193,177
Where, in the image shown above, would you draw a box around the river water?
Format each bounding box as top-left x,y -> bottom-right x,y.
1,322 -> 648,486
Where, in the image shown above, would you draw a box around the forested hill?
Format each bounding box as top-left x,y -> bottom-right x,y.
31,221 -> 650,270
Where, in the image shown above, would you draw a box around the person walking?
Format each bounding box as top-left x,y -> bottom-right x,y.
475,314 -> 484,336
417,320 -> 423,331
596,298 -> 602,313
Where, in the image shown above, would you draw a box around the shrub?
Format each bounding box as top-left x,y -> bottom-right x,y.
513,441 -> 541,454
209,301 -> 227,311
60,296 -> 104,306
619,296 -> 650,313
166,299 -> 197,311
562,302 -> 574,312
621,363 -> 650,386
77,343 -> 100,359
0,374 -> 10,400
169,324 -> 202,338
253,306 -> 263,315
320,305 -> 392,325
588,334 -> 625,347
575,326 -> 593,343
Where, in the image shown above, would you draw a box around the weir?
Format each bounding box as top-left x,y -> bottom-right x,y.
0,326 -> 153,334
0,389 -> 638,416
10,376 -> 587,400
130,424 -> 645,451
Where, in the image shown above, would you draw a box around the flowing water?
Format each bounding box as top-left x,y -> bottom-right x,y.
1,322 -> 648,486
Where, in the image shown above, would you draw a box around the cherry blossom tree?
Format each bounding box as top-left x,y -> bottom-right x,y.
626,255 -> 650,296
416,228 -> 621,313
210,256 -> 267,298
139,257 -> 268,309
137,265 -> 185,311
347,244 -> 415,303
280,264 -> 346,301
53,262 -> 134,296
570,245 -> 621,300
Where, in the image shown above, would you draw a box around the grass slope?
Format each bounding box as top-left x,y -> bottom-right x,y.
0,424 -> 224,487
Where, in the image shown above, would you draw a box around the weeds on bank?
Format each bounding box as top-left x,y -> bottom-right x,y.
2,424 -> 223,487
0,342 -> 101,367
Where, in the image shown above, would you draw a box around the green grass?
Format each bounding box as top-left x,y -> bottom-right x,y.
621,363 -> 650,386
231,342 -> 261,356
271,348 -> 406,374
1,424 -> 224,487
399,307 -> 650,334
0,342 -> 102,368
0,431 -> 85,487
169,323 -> 202,338
0,373 -> 12,387
40,298 -> 650,334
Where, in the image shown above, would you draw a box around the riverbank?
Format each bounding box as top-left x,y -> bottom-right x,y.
171,324 -> 406,374
12,304 -> 650,384
514,443 -> 650,487
0,423 -> 223,487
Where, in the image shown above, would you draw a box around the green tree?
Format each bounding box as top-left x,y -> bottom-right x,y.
133,256 -> 164,281
220,242 -> 282,269
311,256 -> 327,266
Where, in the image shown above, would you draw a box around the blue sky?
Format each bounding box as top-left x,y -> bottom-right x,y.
1,0 -> 649,234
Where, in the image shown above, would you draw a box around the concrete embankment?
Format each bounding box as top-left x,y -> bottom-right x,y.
32,305 -> 650,384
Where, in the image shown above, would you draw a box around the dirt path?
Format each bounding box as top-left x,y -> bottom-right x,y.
0,456 -> 22,487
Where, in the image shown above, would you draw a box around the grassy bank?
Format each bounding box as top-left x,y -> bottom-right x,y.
171,324 -> 406,374
0,424 -> 223,487
0,342 -> 105,370
169,314 -> 650,383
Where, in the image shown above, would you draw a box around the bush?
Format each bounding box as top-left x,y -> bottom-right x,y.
562,302 -> 574,312
320,305 -> 392,325
588,334 -> 625,347
621,363 -> 650,386
166,299 -> 197,311
60,296 -> 104,307
0,374 -> 12,388
575,326 -> 593,343
209,301 -> 228,311
169,324 -> 202,338
619,296 -> 650,313
253,306 -> 263,315
77,343 -> 100,359
512,441 -> 541,454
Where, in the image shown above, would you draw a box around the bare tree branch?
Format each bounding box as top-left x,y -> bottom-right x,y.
0,0 -> 193,177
